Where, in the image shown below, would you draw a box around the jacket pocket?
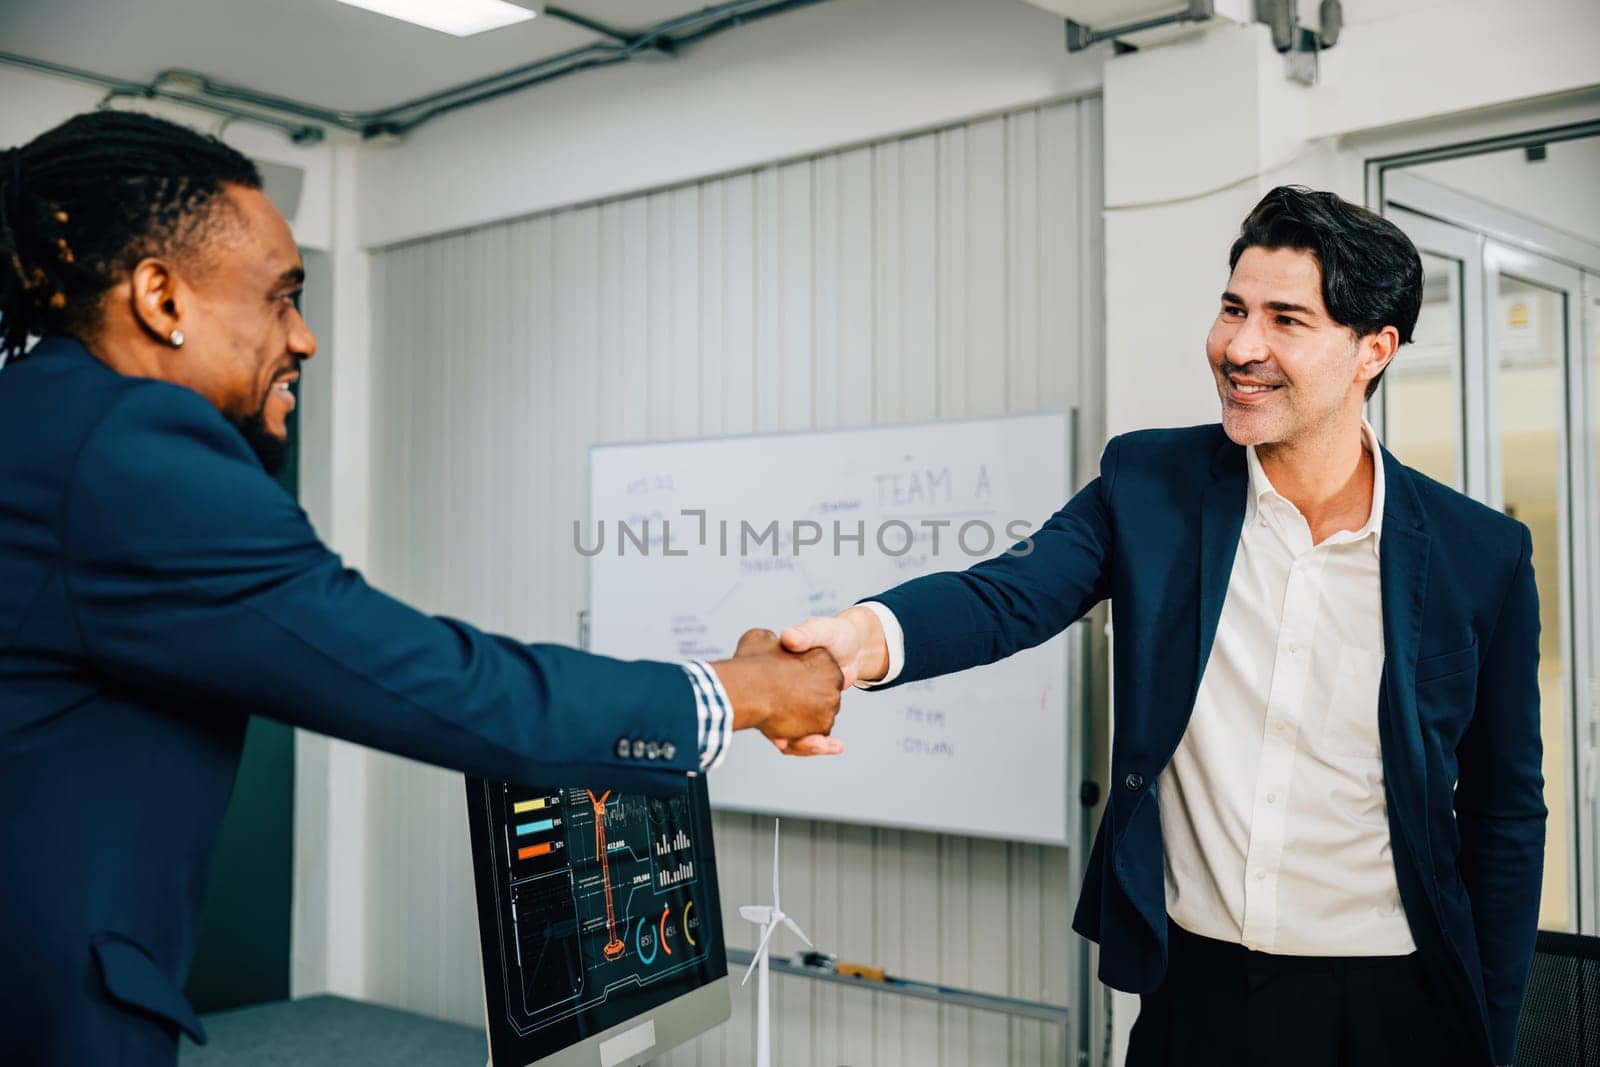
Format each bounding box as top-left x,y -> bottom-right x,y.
91,932 -> 207,1044
1416,642 -> 1477,684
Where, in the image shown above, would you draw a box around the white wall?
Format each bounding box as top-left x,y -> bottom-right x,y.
360,95 -> 1104,1066
290,142 -> 378,1002
356,0 -> 1103,248
1307,0 -> 1600,141
1100,0 -> 1600,438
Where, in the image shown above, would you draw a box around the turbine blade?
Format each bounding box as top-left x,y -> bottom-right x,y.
772,819 -> 781,913
740,921 -> 780,987
781,915 -> 813,948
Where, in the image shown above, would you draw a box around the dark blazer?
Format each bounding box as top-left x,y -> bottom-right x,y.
0,337 -> 700,1065
871,424 -> 1545,1065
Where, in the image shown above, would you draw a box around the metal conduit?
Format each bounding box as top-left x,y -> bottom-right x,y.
0,0 -> 830,143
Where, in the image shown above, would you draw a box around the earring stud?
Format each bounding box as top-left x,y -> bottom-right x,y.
169,329 -> 184,348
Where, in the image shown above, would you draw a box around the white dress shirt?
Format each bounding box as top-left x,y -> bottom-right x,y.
865,420 -> 1414,956
1162,420 -> 1412,955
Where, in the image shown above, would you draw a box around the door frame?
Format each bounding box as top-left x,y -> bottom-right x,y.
1370,206 -> 1486,497
1367,137 -> 1600,935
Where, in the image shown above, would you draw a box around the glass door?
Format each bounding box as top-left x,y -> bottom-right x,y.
1382,212 -> 1598,934
1582,271 -> 1600,933
1377,209 -> 1483,494
1484,244 -> 1584,932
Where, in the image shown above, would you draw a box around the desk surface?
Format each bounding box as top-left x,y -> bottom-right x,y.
179,995 -> 487,1066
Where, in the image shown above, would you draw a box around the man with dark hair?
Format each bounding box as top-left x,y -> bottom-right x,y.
0,111 -> 844,1066
784,186 -> 1543,1066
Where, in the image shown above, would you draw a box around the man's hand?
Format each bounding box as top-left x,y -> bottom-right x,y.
779,605 -> 888,688
712,629 -> 845,756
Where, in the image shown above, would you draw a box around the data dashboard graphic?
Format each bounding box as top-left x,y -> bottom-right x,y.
467,775 -> 726,1062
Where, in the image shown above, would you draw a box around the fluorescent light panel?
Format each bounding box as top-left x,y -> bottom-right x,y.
333,0 -> 536,37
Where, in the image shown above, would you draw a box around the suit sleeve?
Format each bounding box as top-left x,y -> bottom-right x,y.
63,383 -> 701,793
1454,523 -> 1546,1064
864,435 -> 1120,688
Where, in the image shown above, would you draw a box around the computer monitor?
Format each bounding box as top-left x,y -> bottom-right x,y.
465,774 -> 731,1067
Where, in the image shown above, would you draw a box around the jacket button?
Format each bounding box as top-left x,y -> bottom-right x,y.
645,742 -> 662,761
632,740 -> 647,759
616,739 -> 631,758
1124,773 -> 1145,792
661,742 -> 676,762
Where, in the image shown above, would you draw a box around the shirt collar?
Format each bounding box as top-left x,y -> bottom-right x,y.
1243,418 -> 1385,547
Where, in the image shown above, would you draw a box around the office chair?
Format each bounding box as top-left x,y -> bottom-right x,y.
1515,929 -> 1600,1066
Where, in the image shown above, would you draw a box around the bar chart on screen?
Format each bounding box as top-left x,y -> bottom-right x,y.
474,780 -> 721,1032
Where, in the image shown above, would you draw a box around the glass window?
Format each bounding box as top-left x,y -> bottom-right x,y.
1496,274 -> 1571,931
1385,252 -> 1463,489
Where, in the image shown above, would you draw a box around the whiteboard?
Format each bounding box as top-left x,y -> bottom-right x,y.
587,413 -> 1074,845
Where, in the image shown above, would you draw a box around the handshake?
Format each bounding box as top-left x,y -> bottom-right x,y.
710,605 -> 891,758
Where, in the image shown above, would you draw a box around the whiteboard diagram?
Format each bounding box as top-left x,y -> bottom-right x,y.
588,413 -> 1075,844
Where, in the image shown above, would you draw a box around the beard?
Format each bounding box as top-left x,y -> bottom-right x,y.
232,404 -> 290,476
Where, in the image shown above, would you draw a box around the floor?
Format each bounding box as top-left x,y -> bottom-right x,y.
178,995 -> 488,1066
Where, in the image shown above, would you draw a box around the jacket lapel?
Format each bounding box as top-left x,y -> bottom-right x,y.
1378,447 -> 1433,877
1195,441 -> 1247,705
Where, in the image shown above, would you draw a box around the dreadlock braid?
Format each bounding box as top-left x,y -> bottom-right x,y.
0,111 -> 261,362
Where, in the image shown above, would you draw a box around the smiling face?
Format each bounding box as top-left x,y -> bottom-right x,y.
167,184 -> 315,468
8,112 -> 320,475
1206,245 -> 1390,450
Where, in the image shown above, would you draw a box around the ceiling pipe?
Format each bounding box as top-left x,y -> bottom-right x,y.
0,0 -> 829,144
0,51 -> 327,143
543,5 -> 678,54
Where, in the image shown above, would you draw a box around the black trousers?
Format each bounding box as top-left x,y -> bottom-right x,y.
1125,921 -> 1482,1067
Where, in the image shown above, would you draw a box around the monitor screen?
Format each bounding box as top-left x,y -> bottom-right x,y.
466,775 -> 729,1066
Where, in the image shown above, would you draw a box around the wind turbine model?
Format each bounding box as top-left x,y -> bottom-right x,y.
739,819 -> 811,1067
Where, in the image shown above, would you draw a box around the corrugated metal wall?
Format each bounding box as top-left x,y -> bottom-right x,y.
363,96 -> 1104,1066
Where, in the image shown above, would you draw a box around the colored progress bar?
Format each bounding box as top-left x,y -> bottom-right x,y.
518,842 -> 553,860
516,819 -> 555,836
513,798 -> 549,814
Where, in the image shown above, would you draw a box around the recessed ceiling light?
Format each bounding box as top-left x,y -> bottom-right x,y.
333,0 -> 536,37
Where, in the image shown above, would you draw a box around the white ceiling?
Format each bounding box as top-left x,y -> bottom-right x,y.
0,0 -> 718,113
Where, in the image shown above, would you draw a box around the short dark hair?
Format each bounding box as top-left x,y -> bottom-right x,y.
1229,186 -> 1423,398
0,111 -> 261,361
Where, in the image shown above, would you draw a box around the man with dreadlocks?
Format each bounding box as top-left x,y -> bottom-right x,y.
0,111 -> 846,1065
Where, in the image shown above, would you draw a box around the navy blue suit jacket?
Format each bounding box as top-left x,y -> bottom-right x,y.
0,338 -> 702,1064
871,424 -> 1544,1065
